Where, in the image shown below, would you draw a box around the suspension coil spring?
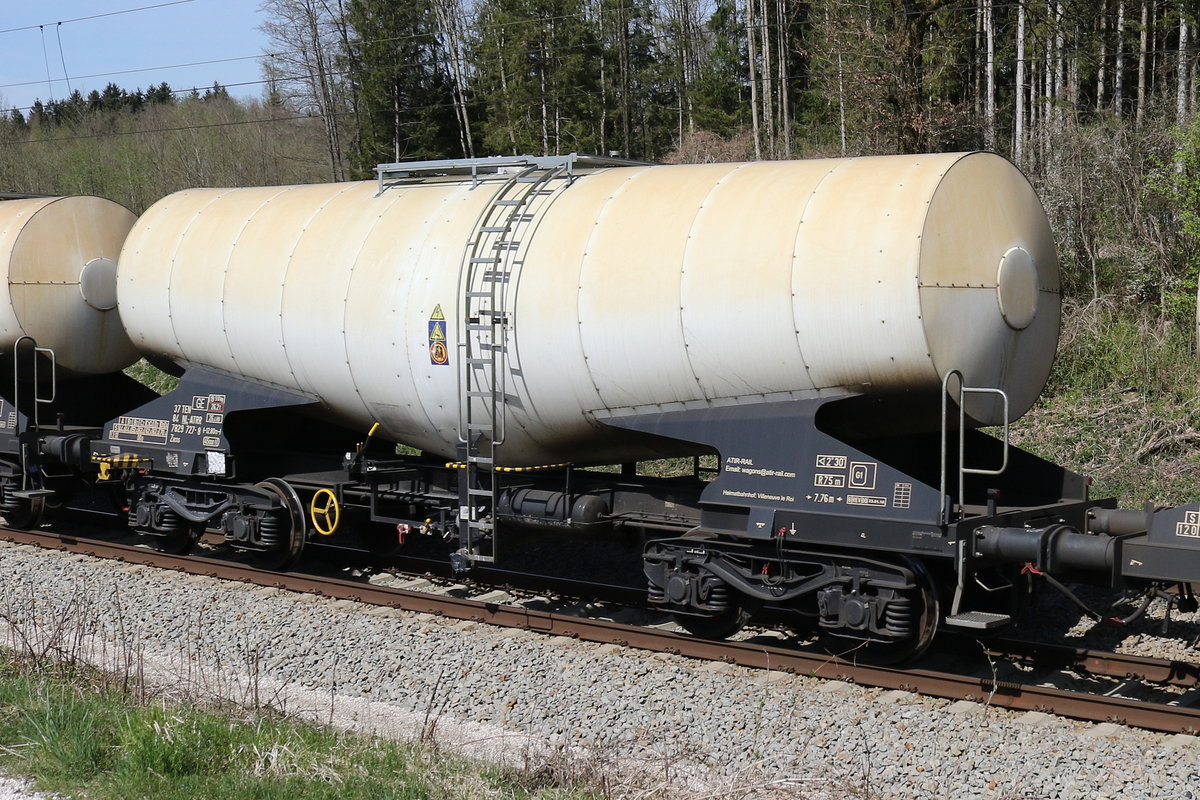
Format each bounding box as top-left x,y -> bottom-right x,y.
646,583 -> 665,604
0,485 -> 22,514
884,596 -> 913,637
705,582 -> 730,612
258,513 -> 281,548
158,509 -> 180,533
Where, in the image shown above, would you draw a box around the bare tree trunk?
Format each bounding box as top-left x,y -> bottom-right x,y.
1054,1 -> 1064,136
540,38 -> 549,155
1192,51 -> 1198,113
1098,0 -> 1108,112
1043,32 -> 1052,165
261,0 -> 347,181
1179,14 -> 1190,124
305,6 -> 341,181
776,0 -> 790,157
1150,1 -> 1158,94
618,1 -> 631,157
1015,1 -> 1026,163
1137,0 -> 1148,126
974,0 -> 983,118
984,0 -> 995,149
433,0 -> 474,158
757,0 -> 774,157
1116,0 -> 1126,117
495,34 -> 517,154
748,0 -> 762,159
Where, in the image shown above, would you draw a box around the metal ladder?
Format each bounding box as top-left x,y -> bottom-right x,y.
938,369 -> 1010,524
453,163 -> 571,569
939,369 -> 1013,630
8,336 -> 57,518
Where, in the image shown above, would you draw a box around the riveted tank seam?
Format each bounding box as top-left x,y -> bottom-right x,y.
789,159 -> 849,394
277,183 -> 358,401
273,185 -> 322,391
168,190 -> 233,368
340,183 -> 409,437
916,151 -> 973,391
399,186 -> 453,434
217,187 -> 291,378
410,180 -> 476,445
0,197 -> 54,344
575,167 -> 645,414
496,171 -> 576,456
678,162 -> 748,400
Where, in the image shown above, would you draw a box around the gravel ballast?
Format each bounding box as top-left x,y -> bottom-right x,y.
1,540 -> 1199,799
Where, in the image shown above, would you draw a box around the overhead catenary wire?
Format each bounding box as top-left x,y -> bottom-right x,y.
0,1 -> 197,36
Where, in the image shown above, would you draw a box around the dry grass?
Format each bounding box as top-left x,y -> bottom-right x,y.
1012,298 -> 1200,505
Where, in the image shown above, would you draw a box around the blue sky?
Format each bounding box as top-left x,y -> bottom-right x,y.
0,0 -> 269,113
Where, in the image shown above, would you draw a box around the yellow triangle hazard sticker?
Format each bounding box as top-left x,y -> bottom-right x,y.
430,304 -> 445,321
429,321 -> 446,341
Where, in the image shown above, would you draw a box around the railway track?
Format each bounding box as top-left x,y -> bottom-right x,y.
3,524 -> 1200,735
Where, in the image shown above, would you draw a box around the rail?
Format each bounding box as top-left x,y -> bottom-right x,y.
2,524 -> 1200,734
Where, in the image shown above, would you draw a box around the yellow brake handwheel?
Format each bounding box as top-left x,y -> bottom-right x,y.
309,488 -> 340,536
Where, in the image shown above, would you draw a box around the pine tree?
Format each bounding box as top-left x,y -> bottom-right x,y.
472,0 -> 603,156
345,0 -> 460,172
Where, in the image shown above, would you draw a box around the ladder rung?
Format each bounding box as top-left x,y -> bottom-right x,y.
483,272 -> 510,282
471,257 -> 499,264
480,226 -> 509,233
466,391 -> 493,397
466,423 -> 493,431
465,357 -> 493,365
495,199 -> 525,206
466,324 -> 496,331
468,554 -> 496,563
469,455 -> 494,465
492,241 -> 520,249
467,488 -> 494,497
465,291 -> 493,298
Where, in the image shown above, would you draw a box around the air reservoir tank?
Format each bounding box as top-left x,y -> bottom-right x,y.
117,152 -> 1060,465
0,195 -> 139,375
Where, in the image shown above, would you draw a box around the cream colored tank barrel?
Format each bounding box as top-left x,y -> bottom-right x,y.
117,152 -> 1060,465
0,196 -> 139,375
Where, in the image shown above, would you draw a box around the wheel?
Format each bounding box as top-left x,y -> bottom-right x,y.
0,480 -> 48,529
250,478 -> 306,570
673,592 -> 759,639
145,526 -> 201,555
820,555 -> 940,666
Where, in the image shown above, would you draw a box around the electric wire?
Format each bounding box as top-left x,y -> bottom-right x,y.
0,1 -> 197,36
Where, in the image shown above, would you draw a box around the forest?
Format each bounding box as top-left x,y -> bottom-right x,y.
0,0 -> 1196,502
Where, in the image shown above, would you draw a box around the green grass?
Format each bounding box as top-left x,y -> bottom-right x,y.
0,654 -> 599,800
1011,299 -> 1200,506
123,359 -> 179,395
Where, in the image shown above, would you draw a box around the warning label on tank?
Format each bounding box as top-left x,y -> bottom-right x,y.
429,305 -> 449,366
1177,511 -> 1200,539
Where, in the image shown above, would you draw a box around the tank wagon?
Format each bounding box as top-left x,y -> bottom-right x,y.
1,154 -> 1198,663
